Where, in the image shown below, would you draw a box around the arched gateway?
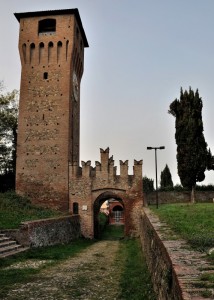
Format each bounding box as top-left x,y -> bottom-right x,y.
69,147 -> 143,238
14,9 -> 143,238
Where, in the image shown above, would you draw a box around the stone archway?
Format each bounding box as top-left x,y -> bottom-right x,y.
93,191 -> 125,239
69,148 -> 143,238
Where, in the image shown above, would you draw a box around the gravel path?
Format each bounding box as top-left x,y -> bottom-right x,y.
4,240 -> 123,300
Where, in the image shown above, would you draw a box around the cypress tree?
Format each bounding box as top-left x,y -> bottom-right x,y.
160,164 -> 173,190
169,87 -> 213,202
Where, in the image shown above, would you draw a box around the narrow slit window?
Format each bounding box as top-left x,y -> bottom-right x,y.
44,72 -> 48,79
73,202 -> 79,214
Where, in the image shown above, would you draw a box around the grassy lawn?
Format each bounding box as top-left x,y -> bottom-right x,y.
0,192 -> 63,229
0,239 -> 94,298
150,203 -> 214,256
118,238 -> 156,300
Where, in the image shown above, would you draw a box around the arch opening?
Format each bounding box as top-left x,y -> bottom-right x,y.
38,19 -> 56,34
93,192 -> 125,239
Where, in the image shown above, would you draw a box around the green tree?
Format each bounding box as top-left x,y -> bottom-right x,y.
143,176 -> 154,194
0,81 -> 19,184
160,164 -> 173,190
168,87 -> 213,203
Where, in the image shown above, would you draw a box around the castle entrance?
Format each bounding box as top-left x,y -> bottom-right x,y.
69,147 -> 143,238
93,191 -> 125,239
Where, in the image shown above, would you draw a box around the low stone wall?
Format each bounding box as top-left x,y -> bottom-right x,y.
140,208 -> 214,300
3,215 -> 80,247
144,191 -> 214,205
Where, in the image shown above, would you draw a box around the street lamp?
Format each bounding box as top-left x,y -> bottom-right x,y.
147,146 -> 165,209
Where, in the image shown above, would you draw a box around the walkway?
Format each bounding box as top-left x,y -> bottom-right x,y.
3,241 -> 122,300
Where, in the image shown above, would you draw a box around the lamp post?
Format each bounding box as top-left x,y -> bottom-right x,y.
147,146 -> 165,209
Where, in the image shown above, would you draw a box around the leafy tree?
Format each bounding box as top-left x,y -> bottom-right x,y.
143,176 -> 154,194
0,81 -> 19,190
168,87 -> 214,203
160,164 -> 173,190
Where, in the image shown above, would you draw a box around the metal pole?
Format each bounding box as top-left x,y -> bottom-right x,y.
155,148 -> 158,209
147,146 -> 165,209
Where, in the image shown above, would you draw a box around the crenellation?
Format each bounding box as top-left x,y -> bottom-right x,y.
133,159 -> 143,178
120,160 -> 129,177
81,160 -> 92,177
100,147 -> 109,174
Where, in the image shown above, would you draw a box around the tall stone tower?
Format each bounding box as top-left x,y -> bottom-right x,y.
14,9 -> 88,211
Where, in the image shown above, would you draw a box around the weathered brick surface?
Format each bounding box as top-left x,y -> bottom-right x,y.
3,215 -> 80,247
69,148 -> 143,238
140,208 -> 214,300
15,10 -> 86,211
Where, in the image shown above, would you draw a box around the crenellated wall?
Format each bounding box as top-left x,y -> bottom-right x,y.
69,147 -> 143,238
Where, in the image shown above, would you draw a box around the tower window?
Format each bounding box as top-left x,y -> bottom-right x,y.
43,72 -> 48,79
38,19 -> 56,34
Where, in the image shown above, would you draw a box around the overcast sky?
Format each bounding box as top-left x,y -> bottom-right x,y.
1,0 -> 214,186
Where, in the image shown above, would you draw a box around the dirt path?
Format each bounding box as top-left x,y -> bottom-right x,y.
4,241 -> 123,300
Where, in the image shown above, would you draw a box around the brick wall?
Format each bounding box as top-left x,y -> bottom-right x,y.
15,10 -> 87,211
145,191 -> 214,205
140,208 -> 214,300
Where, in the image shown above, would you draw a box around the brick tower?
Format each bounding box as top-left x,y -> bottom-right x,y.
14,9 -> 88,211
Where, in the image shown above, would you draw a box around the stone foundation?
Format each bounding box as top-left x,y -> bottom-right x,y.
2,215 -> 80,247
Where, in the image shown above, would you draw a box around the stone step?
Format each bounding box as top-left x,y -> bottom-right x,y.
0,244 -> 22,254
0,240 -> 16,248
0,246 -> 30,258
0,236 -> 11,242
0,233 -> 29,258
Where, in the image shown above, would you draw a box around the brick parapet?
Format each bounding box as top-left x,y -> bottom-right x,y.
140,208 -> 214,299
70,148 -> 143,190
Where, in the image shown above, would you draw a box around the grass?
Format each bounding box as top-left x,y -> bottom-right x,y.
117,238 -> 156,300
0,239 -> 94,298
100,224 -> 124,240
151,203 -> 214,252
0,192 -> 63,229
100,225 -> 156,299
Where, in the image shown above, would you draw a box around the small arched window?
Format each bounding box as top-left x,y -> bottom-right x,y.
38,19 -> 56,34
73,202 -> 79,214
39,42 -> 45,48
